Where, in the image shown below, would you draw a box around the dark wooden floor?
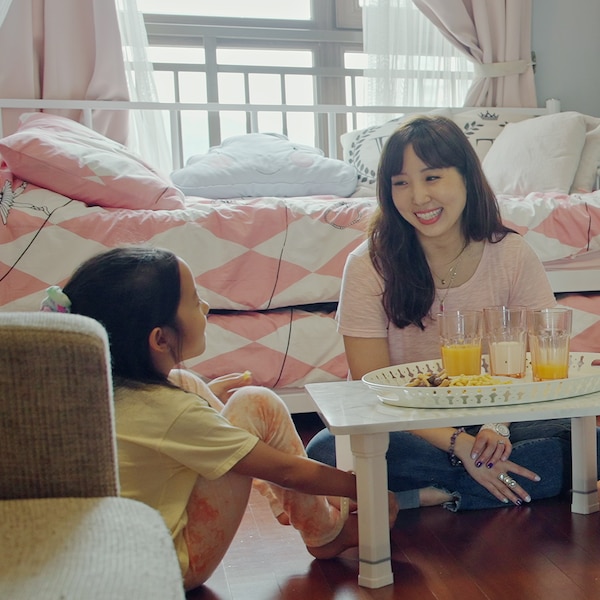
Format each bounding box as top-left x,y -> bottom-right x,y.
187,413 -> 600,600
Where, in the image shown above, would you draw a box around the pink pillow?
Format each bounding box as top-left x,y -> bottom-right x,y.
0,112 -> 185,210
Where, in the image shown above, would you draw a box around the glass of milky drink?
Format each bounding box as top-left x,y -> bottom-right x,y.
483,306 -> 527,378
437,310 -> 482,377
527,307 -> 572,381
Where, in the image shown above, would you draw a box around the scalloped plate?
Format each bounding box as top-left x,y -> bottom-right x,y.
362,352 -> 600,408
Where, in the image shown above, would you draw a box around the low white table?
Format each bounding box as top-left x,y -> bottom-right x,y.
305,380 -> 599,589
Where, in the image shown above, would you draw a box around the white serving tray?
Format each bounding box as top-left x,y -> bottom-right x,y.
362,352 -> 600,408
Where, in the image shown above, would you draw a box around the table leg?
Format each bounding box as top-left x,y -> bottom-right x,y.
570,415 -> 599,514
350,432 -> 393,588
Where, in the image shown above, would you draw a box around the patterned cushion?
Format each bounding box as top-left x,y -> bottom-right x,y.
0,112 -> 185,210
452,108 -> 535,162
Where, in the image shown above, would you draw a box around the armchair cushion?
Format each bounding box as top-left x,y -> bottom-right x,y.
0,312 -> 118,499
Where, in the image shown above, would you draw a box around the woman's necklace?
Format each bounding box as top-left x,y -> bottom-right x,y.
434,244 -> 469,313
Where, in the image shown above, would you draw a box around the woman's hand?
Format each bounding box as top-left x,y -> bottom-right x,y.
455,434 -> 540,506
469,428 -> 512,468
208,371 -> 253,404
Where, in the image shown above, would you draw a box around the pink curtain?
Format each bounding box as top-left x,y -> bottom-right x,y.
0,0 -> 129,142
413,0 -> 536,107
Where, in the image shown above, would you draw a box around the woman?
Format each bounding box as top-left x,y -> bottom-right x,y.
307,115 -> 600,511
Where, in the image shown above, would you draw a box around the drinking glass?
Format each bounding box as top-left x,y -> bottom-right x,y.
438,310 -> 482,376
527,307 -> 572,381
483,306 -> 527,378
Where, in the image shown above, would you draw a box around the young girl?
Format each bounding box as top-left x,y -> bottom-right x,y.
41,246 -> 398,590
307,114 -> 600,511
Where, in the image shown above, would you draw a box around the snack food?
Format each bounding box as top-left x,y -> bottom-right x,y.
406,370 -> 510,388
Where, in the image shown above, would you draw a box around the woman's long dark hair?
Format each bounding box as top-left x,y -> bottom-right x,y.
370,115 -> 512,330
63,246 -> 181,383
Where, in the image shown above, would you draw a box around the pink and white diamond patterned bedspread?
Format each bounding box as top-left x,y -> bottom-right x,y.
2,180 -> 600,388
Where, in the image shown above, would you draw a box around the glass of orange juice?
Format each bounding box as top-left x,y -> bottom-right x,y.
437,310 -> 482,376
527,308 -> 572,381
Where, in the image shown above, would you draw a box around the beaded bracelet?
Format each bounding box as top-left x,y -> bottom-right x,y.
448,427 -> 466,467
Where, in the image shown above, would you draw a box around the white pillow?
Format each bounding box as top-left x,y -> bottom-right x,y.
171,133 -> 357,198
481,112 -> 587,196
452,109 -> 535,162
571,115 -> 600,193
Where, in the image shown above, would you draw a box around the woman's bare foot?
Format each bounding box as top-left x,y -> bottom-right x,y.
306,513 -> 359,559
419,486 -> 454,507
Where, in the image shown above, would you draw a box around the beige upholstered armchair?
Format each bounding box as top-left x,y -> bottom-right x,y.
0,312 -> 185,599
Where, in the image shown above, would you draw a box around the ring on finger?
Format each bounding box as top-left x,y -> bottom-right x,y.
498,440 -> 505,445
498,473 -> 517,488
499,473 -> 517,489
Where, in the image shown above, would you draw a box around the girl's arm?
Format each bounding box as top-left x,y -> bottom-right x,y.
232,440 -> 357,499
233,441 -> 400,524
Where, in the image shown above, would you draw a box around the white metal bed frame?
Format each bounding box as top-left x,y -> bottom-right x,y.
0,97 -> 560,167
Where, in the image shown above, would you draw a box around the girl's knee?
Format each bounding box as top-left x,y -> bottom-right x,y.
224,386 -> 291,430
228,386 -> 287,412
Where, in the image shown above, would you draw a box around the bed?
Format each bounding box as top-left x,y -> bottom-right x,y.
1,99 -> 600,413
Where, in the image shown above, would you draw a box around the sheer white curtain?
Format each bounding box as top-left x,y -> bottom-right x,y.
115,0 -> 172,172
0,0 -> 12,27
413,0 -> 536,107
362,0 -> 473,122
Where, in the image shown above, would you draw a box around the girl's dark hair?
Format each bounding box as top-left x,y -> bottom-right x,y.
63,246 -> 181,383
370,114 -> 512,330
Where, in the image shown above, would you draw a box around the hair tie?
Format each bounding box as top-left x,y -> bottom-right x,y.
40,285 -> 72,313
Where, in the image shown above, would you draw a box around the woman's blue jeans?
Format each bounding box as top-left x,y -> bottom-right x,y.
306,418 -> 600,511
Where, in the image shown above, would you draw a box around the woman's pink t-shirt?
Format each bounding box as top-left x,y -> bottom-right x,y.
337,234 -> 556,365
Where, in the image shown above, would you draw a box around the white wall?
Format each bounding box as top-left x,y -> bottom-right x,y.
533,0 -> 600,116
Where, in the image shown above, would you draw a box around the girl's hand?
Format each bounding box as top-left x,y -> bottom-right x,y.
469,428 -> 512,468
208,371 -> 253,404
388,490 -> 400,527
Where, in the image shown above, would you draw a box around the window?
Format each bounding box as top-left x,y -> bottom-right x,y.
133,1 -> 471,163
136,0 -> 364,159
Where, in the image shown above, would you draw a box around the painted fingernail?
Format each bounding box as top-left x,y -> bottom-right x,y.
525,495 -> 531,502
534,475 -> 541,482
471,452 -> 478,460
486,462 -> 494,469
502,498 -> 509,504
475,461 -> 483,468
515,499 -> 523,506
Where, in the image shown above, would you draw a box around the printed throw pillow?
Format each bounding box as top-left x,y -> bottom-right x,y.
0,112 -> 185,210
452,109 -> 535,162
340,117 -> 407,190
340,109 -> 453,196
481,111 -> 587,196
